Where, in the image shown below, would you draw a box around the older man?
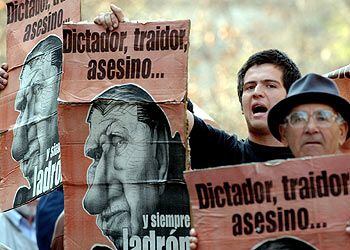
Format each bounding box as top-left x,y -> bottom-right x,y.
267,73 -> 350,247
83,84 -> 189,249
267,73 -> 350,158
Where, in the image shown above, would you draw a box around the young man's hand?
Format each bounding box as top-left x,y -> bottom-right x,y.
0,63 -> 9,91
94,4 -> 128,31
189,228 -> 198,249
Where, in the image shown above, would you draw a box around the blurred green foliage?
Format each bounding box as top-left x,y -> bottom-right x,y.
1,0 -> 350,138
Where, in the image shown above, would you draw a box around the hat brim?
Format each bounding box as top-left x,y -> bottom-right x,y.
268,92 -> 350,141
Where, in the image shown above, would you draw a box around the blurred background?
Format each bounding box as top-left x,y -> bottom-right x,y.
1,0 -> 349,138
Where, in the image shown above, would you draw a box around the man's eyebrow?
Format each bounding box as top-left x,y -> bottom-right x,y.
98,118 -> 130,133
21,67 -> 40,81
94,101 -> 134,116
28,69 -> 42,82
261,79 -> 281,83
98,118 -> 118,126
244,79 -> 281,85
243,81 -> 257,85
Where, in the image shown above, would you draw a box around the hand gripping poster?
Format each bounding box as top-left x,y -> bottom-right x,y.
184,154 -> 350,250
0,0 -> 80,210
326,65 -> 350,152
60,21 -> 191,249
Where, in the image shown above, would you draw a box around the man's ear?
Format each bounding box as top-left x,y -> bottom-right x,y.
153,125 -> 169,194
338,122 -> 349,145
279,124 -> 289,147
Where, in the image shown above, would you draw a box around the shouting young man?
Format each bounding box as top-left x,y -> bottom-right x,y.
187,49 -> 301,169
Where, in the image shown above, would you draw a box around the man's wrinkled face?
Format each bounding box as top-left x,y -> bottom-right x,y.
12,52 -> 60,180
83,104 -> 161,249
242,64 -> 287,135
280,103 -> 348,157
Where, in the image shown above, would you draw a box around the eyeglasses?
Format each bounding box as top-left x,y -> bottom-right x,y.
284,109 -> 344,128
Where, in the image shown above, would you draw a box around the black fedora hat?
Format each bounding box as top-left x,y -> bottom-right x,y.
268,73 -> 350,141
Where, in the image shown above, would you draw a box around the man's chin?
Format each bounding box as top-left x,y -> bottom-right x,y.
20,165 -> 34,185
248,121 -> 270,134
252,112 -> 268,120
21,164 -> 42,187
110,235 -> 123,250
98,215 -> 131,249
21,153 -> 40,180
105,228 -> 130,250
300,144 -> 325,157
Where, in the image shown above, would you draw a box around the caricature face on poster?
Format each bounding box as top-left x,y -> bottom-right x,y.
0,0 -> 80,211
12,35 -> 62,206
251,236 -> 317,250
82,84 -> 188,249
60,21 -> 191,249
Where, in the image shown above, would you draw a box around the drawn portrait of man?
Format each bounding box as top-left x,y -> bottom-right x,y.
12,35 -> 62,206
83,84 -> 189,249
252,236 -> 318,250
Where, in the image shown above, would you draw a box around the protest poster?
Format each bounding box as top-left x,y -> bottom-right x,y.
60,21 -> 191,249
184,154 -> 350,250
325,65 -> 350,152
0,0 -> 80,211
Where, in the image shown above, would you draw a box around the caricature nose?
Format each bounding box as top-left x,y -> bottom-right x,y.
12,124 -> 29,161
12,87 -> 33,160
84,152 -> 109,215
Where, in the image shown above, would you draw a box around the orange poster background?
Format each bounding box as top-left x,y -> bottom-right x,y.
185,154 -> 350,250
0,0 -> 81,211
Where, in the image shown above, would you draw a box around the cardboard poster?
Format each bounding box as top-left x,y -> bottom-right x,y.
0,0 -> 80,211
184,154 -> 350,250
325,65 -> 350,152
61,21 -> 191,249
